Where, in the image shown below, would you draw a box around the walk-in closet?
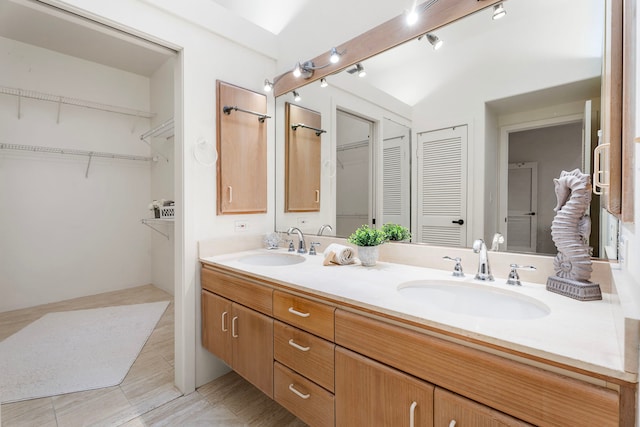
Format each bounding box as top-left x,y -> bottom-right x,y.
0,0 -> 178,312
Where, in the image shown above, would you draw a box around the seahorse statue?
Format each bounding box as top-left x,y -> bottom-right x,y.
550,169 -> 593,281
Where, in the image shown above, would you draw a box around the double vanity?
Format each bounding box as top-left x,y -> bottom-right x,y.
199,238 -> 637,426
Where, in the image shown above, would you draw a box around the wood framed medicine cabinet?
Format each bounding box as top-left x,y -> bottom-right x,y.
273,0 -> 634,223
284,102 -> 322,212
216,80 -> 268,215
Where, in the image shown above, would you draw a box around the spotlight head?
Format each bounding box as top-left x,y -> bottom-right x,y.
492,3 -> 506,20
263,79 -> 273,92
320,78 -> 328,88
293,91 -> 301,102
329,47 -> 340,64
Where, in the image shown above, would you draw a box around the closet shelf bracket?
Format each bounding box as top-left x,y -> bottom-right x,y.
139,118 -> 174,163
141,218 -> 173,240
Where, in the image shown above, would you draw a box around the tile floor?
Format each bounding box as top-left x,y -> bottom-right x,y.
1,285 -> 305,426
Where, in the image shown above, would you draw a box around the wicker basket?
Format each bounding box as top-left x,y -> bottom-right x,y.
159,206 -> 175,219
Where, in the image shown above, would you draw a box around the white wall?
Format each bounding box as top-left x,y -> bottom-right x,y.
0,36 -> 153,312
46,0 -> 279,394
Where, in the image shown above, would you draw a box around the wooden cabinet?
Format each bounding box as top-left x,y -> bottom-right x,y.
216,80 -> 267,214
273,291 -> 336,426
285,102 -> 322,212
201,265 -> 274,398
274,362 -> 335,427
335,346 -> 434,427
201,264 -> 632,426
434,388 -> 532,427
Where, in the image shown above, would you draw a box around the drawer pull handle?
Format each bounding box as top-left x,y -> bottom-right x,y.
288,339 -> 310,352
448,421 -> 456,427
228,186 -> 233,203
231,316 -> 238,338
221,311 -> 228,332
288,384 -> 310,400
409,401 -> 417,427
288,307 -> 310,318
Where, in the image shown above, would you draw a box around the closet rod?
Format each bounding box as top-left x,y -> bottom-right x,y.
0,86 -> 155,119
291,123 -> 326,136
222,105 -> 271,122
0,143 -> 154,162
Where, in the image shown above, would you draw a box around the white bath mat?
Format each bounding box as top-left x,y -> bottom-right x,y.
0,300 -> 169,403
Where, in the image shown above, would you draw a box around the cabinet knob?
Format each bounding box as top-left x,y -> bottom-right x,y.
409,401 -> 417,427
288,383 -> 310,400
288,307 -> 310,318
221,311 -> 228,332
288,339 -> 310,352
231,316 -> 238,338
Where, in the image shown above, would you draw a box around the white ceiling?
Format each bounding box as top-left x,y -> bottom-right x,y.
0,0 -> 176,77
0,0 -> 604,108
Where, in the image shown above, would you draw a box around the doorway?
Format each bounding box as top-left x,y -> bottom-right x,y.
500,119 -> 597,255
335,110 -> 374,236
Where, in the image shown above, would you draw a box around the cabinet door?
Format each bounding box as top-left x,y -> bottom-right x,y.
335,347 -> 433,427
216,80 -> 267,214
232,303 -> 274,398
435,388 -> 532,427
201,290 -> 232,366
285,102 -> 322,212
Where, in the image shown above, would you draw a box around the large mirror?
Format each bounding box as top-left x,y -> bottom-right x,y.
275,0 -> 614,258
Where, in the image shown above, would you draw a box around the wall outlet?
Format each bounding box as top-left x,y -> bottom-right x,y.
297,217 -> 308,227
234,221 -> 248,232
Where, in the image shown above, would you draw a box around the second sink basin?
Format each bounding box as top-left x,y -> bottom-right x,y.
238,253 -> 306,266
397,280 -> 550,320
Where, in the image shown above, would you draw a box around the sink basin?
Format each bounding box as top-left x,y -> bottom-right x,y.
237,253 -> 305,266
397,280 -> 550,320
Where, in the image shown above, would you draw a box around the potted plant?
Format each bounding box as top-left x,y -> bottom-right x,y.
347,225 -> 387,266
382,223 -> 411,242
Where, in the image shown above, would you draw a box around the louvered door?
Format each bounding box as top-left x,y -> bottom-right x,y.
382,135 -> 410,229
417,126 -> 467,246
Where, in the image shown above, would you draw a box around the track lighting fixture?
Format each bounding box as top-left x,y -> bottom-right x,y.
347,63 -> 366,77
293,91 -> 301,102
263,79 -> 273,92
426,33 -> 443,50
492,3 -> 506,20
329,47 -> 341,64
405,0 -> 439,26
291,47 -> 344,79
320,78 -> 328,88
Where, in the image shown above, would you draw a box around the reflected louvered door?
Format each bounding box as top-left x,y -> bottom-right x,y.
417,126 -> 467,246
382,136 -> 410,229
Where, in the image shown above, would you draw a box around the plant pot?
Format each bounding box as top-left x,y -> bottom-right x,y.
357,245 -> 379,267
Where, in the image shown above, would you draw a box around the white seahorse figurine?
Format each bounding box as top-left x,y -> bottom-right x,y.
550,169 -> 593,282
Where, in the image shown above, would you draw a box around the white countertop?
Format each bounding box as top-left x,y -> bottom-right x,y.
201,248 -> 636,383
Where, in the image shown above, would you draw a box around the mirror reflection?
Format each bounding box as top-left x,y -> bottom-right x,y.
274,0 -> 607,257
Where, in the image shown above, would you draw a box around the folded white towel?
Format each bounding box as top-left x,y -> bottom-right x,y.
323,243 -> 355,265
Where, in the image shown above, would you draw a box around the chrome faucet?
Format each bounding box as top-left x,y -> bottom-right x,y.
318,224 -> 333,236
472,239 -> 494,281
287,227 -> 307,254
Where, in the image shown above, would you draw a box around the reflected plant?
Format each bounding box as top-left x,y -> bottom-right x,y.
382,223 -> 411,241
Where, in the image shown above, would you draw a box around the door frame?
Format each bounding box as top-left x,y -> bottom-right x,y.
498,114 -> 583,243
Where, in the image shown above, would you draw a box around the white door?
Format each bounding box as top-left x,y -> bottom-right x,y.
507,162 -> 538,253
416,126 -> 467,246
382,134 -> 410,229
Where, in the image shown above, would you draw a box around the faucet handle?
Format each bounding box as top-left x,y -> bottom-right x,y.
287,240 -> 295,252
443,256 -> 464,277
506,264 -> 536,286
309,242 -> 321,255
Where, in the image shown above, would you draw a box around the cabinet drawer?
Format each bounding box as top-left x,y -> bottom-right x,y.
273,290 -> 335,340
274,362 -> 334,427
201,266 -> 272,315
435,387 -> 532,427
274,320 -> 335,392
